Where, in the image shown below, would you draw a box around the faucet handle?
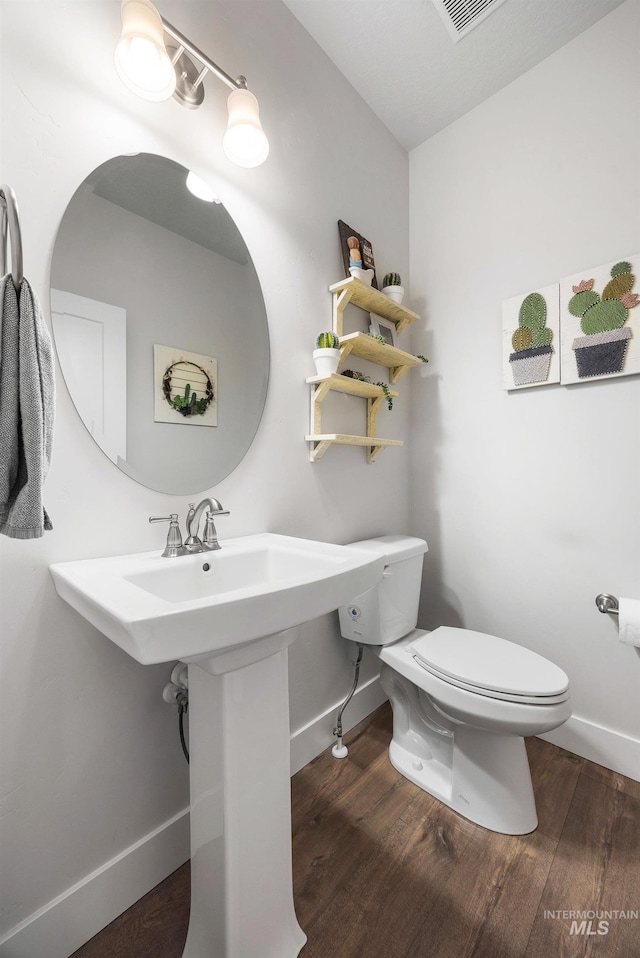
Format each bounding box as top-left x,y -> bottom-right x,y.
149,514 -> 186,558
202,508 -> 230,551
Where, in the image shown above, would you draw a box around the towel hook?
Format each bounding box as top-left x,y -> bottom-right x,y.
0,184 -> 23,291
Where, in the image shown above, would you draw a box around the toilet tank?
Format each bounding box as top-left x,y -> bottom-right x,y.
338,536 -> 428,646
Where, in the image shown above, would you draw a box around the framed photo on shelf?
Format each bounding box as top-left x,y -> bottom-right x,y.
369,314 -> 397,347
338,220 -> 378,288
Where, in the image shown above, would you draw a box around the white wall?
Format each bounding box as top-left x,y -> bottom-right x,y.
409,1 -> 640,776
0,2 -> 409,952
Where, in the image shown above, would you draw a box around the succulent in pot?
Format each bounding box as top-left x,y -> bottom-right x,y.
382,272 -> 404,304
569,261 -> 639,378
509,292 -> 553,386
342,370 -> 394,410
313,331 -> 341,377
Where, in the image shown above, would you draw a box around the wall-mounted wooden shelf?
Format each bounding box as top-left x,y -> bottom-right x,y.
338,332 -> 423,384
306,374 -> 401,463
306,373 -> 399,401
329,276 -> 419,336
305,279 -> 425,463
305,433 -> 403,463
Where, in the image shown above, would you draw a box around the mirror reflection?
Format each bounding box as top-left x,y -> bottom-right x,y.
50,153 -> 270,495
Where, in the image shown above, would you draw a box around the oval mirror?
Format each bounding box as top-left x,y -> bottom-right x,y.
50,153 -> 270,495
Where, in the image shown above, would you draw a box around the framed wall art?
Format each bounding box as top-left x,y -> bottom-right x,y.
560,254 -> 640,384
502,284 -> 560,390
154,344 -> 218,427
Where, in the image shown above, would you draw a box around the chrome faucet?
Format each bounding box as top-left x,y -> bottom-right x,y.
185,498 -> 230,552
149,499 -> 230,557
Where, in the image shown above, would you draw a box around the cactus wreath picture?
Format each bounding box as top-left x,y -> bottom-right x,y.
502,284 -> 560,390
153,344 -> 218,427
560,255 -> 640,384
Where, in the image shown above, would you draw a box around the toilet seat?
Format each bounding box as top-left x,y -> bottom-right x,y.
410,627 -> 570,706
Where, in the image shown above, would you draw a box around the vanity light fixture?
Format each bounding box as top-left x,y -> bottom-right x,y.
186,171 -> 221,203
114,0 -> 269,168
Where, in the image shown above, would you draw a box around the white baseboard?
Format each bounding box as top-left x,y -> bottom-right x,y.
539,713 -> 640,783
290,675 -> 387,775
1,680 -> 387,958
0,808 -> 190,958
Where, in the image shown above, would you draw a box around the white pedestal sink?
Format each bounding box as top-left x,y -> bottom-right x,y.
50,534 -> 385,958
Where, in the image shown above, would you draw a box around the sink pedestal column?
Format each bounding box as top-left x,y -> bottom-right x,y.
182,630 -> 306,958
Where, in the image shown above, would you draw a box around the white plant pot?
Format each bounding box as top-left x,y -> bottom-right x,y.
349,266 -> 375,286
313,347 -> 341,378
382,284 -> 404,304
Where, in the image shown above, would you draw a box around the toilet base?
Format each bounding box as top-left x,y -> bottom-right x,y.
388,727 -> 538,835
381,661 -> 539,834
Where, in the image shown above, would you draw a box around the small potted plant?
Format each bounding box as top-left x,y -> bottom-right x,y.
509,292 -> 553,386
313,331 -> 341,377
382,272 -> 404,304
342,370 -> 394,409
569,261 -> 639,378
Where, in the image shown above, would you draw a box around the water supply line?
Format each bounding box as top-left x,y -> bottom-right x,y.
163,664 -> 190,764
177,691 -> 189,764
332,643 -> 364,759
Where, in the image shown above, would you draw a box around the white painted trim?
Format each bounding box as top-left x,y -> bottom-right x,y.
0,808 -> 190,958
539,713 -> 640,783
290,675 -> 387,775
1,681 -> 387,958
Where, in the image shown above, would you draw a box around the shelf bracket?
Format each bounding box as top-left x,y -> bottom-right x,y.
309,380 -> 332,435
332,289 -> 353,338
367,396 -> 382,438
308,438 -> 333,462
338,341 -> 355,368
367,443 -> 385,464
390,364 -> 410,384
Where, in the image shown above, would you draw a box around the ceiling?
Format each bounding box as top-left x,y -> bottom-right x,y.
87,154 -> 249,264
283,0 -> 626,151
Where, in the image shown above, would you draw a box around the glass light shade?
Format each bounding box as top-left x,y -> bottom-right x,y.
114,0 -> 176,101
186,171 -> 221,203
223,89 -> 269,168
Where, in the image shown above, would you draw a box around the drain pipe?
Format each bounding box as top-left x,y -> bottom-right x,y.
332,643 -> 364,759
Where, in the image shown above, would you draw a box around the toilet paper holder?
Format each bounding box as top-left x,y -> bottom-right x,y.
595,593 -> 619,615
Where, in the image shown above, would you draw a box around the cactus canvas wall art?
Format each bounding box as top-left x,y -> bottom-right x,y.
560,254 -> 640,384
502,284 -> 560,390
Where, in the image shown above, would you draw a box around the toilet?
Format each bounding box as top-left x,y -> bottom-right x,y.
338,535 -> 571,835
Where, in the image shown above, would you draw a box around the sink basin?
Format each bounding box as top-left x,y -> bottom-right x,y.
50,533 -> 384,666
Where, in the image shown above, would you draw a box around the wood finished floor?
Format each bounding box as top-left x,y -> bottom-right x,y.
71,703 -> 640,958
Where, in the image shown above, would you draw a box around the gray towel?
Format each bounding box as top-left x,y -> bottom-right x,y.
0,275 -> 55,538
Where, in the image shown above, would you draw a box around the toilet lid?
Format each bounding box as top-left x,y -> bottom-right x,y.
411,627 -> 569,700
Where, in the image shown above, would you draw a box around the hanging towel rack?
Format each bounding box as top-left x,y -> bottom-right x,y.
0,184 -> 23,291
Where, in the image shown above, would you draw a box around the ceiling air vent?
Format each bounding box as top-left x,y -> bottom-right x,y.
431,0 -> 509,42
